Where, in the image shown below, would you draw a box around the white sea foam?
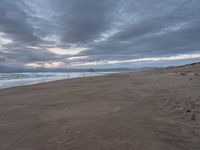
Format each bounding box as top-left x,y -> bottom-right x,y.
0,72 -> 114,89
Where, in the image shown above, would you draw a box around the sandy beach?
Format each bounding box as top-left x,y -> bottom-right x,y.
0,62 -> 200,150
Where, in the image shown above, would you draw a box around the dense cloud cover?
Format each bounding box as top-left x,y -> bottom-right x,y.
0,0 -> 200,71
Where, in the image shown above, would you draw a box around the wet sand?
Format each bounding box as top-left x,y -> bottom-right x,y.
0,62 -> 200,150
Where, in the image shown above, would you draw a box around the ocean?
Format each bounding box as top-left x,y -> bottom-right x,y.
0,72 -> 114,89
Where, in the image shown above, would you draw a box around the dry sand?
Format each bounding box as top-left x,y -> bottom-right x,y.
0,62 -> 200,150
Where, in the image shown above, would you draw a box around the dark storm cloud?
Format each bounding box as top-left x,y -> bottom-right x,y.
0,0 -> 42,44
0,0 -> 200,71
2,44 -> 62,62
81,0 -> 200,55
55,0 -> 119,43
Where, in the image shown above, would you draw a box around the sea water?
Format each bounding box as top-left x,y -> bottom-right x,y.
0,72 -> 113,89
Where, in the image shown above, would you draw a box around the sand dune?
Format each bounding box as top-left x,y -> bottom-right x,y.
0,62 -> 200,150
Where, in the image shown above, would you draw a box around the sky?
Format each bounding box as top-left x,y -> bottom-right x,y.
0,0 -> 200,71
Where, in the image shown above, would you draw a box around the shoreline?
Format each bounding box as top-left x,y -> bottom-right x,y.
1,62 -> 199,90
0,72 -> 118,90
0,71 -> 132,91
